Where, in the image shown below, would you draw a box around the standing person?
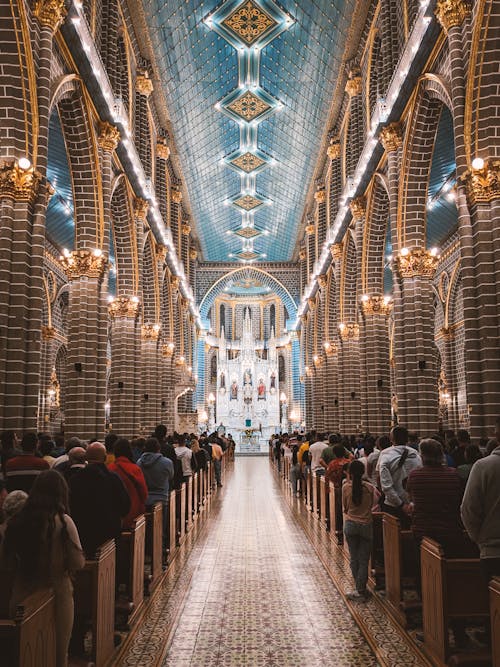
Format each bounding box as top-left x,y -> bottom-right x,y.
109,439 -> 148,529
309,434 -> 328,477
1,471 -> 85,667
378,426 -> 422,527
104,432 -> 118,466
153,424 -> 177,466
289,442 -> 301,497
175,437 -> 195,483
342,460 -> 377,601
325,444 -> 352,489
138,437 -> 174,555
209,437 -> 224,487
461,437 -> 500,584
69,442 -> 130,557
457,444 -> 482,483
191,439 -> 207,471
5,432 -> 49,493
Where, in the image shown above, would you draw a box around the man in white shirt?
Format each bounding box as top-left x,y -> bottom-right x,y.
175,438 -> 193,482
309,434 -> 328,476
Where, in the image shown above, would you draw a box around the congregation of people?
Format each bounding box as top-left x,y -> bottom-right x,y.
271,420 -> 500,653
0,426 -> 233,666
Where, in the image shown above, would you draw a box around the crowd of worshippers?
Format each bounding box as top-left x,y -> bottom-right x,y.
0,426 -> 233,667
271,421 -> 500,622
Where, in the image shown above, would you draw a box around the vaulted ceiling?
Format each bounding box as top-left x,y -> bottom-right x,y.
145,0 -> 357,262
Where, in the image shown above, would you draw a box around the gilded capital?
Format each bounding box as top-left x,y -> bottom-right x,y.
33,0 -> 66,31
141,323 -> 160,341
435,0 -> 471,31
156,140 -> 170,160
317,274 -> 327,288
45,181 -> 56,205
171,276 -> 180,289
327,141 -> 341,160
379,122 -> 402,153
361,295 -> 392,316
0,161 -> 41,202
156,244 -> 168,263
298,248 -> 306,261
440,326 -> 455,341
460,160 -> 500,204
162,341 -> 175,357
97,121 -> 120,153
136,73 -> 154,97
61,250 -> 108,280
330,243 -> 343,261
171,188 -> 182,204
396,248 -> 439,278
108,296 -> 140,318
349,197 -> 366,221
189,248 -> 198,260
41,325 -> 56,340
323,340 -> 337,357
181,223 -> 191,235
345,76 -> 362,97
305,224 -> 315,236
133,197 -> 149,221
314,188 -> 326,204
339,322 -> 360,340
307,297 -> 316,310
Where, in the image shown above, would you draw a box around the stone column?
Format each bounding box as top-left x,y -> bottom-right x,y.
62,250 -> 109,439
327,138 -> 342,222
345,69 -> 364,175
108,296 -> 141,437
305,220 -> 315,281
98,121 -> 120,246
134,71 -> 153,177
160,342 -> 175,433
140,324 -> 161,434
171,186 -> 182,255
299,247 -> 307,298
338,323 -> 361,435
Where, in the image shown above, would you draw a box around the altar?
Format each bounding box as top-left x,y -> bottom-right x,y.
215,311 -> 280,449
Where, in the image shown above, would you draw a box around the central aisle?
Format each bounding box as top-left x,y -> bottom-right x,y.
162,458 -> 377,667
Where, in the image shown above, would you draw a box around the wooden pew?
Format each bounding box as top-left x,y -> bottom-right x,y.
328,482 -> 343,545
175,484 -> 186,546
116,514 -> 146,628
185,477 -> 193,533
0,574 -> 56,667
382,513 -> 419,627
144,504 -> 163,595
72,539 -> 116,666
491,577 -> 500,667
192,471 -> 199,520
368,511 -> 385,590
168,490 -> 177,562
421,538 -> 490,667
319,475 -> 328,529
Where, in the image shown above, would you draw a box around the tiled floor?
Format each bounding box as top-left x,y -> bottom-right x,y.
161,459 -> 378,667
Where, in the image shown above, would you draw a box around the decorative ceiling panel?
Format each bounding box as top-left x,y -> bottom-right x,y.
144,0 -> 356,260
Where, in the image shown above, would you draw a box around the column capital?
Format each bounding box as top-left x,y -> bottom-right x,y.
317,274 -> 327,288
345,75 -> 362,97
141,323 -> 160,341
435,0 -> 471,31
349,196 -> 366,221
305,223 -> 315,236
361,294 -> 393,316
41,325 -> 57,340
189,248 -> 198,260
155,244 -> 168,263
181,222 -> 191,235
339,322 -> 360,340
327,139 -> 341,160
161,341 -> 175,357
298,248 -> 306,261
97,121 -> 120,153
60,249 -> 108,280
156,139 -> 170,160
108,295 -> 140,318
330,242 -> 343,260
0,161 -> 41,202
323,340 -> 338,356
396,248 -> 439,278
170,276 -> 180,289
307,297 -> 316,310
459,160 -> 500,204
136,73 -> 154,97
171,188 -> 182,204
33,0 -> 66,31
133,197 -> 149,221
379,122 -> 402,153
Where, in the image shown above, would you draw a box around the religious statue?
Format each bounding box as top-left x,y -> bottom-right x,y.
270,372 -> 276,390
220,371 -> 226,391
217,423 -> 226,436
244,368 -> 252,385
230,380 -> 238,400
257,378 -> 266,400
243,381 -> 253,403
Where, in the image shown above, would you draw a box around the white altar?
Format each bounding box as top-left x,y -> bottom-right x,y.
216,311 -> 280,450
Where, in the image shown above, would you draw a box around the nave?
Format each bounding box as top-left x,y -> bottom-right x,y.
117,458 -> 420,667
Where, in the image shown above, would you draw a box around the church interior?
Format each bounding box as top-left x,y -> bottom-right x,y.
0,0 -> 499,665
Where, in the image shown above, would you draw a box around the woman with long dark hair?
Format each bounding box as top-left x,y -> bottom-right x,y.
342,459 -> 378,601
1,470 -> 85,666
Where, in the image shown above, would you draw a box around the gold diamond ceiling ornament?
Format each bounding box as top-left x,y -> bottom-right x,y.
236,249 -> 260,261
235,227 -> 261,239
231,152 -> 266,173
228,91 -> 271,122
234,194 -> 263,211
222,0 -> 278,46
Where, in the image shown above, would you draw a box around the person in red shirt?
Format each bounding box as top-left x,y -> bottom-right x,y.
325,444 -> 352,489
108,438 -> 148,529
5,432 -> 49,493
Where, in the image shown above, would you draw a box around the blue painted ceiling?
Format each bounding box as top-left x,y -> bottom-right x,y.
144,0 -> 355,261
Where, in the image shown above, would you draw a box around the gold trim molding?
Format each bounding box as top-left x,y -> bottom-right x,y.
189,248 -> 198,260
171,189 -> 182,204
361,295 -> 392,316
379,122 -> 402,153
345,76 -> 362,97
317,274 -> 327,288
305,224 -> 315,236
108,296 -> 140,318
349,197 -> 366,221
314,188 -> 326,204
156,140 -> 170,160
396,248 -> 439,278
61,250 -> 108,280
136,73 -> 154,97
460,160 -> 500,204
181,223 -> 191,235
156,244 -> 168,263
162,342 -> 175,357
435,0 -> 471,32
133,197 -> 149,221
97,121 -> 120,153
327,141 -> 340,160
33,0 -> 66,31
330,243 -> 343,260
339,323 -> 360,340
141,323 -> 160,341
41,325 -> 56,340
299,248 -> 306,261
0,162 -> 41,201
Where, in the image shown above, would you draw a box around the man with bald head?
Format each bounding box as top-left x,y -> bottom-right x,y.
63,446 -> 87,483
69,442 -> 130,557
